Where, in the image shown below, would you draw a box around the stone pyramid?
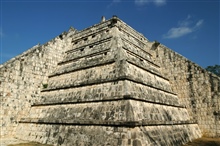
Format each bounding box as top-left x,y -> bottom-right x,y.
15,16 -> 201,146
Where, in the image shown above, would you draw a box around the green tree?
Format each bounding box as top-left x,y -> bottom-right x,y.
205,65 -> 220,77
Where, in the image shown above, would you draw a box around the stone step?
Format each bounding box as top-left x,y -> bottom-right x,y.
22,100 -> 189,125
20,119 -> 197,127
15,123 -> 201,146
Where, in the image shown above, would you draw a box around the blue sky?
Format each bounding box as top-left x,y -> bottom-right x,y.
0,0 -> 219,68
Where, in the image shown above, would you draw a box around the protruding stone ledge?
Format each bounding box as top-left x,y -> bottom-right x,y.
68,19 -> 112,40
42,76 -> 176,96
49,59 -> 115,77
70,28 -> 111,45
66,36 -> 112,54
126,60 -> 167,81
19,118 -> 197,127
33,96 -> 183,108
124,48 -> 159,68
115,19 -> 150,44
37,79 -> 179,107
58,48 -> 111,65
121,38 -> 152,57
125,76 -> 174,95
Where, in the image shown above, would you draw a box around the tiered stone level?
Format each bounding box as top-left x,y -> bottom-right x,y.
15,17 -> 201,145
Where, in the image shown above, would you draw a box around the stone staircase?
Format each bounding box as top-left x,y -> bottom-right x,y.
15,16 -> 201,146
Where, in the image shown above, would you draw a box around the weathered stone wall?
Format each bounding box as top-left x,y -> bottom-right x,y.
151,44 -> 220,137
0,30 -> 75,137
13,18 -> 202,146
1,16 -> 218,146
16,123 -> 201,146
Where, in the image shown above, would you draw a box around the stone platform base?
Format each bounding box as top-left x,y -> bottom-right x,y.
15,123 -> 201,146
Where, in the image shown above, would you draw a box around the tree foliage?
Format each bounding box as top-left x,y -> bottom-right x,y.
205,65 -> 220,77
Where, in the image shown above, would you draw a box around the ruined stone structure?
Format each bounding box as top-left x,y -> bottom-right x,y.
1,16 -> 219,145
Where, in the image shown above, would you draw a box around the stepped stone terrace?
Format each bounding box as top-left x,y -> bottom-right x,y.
1,16 -> 219,146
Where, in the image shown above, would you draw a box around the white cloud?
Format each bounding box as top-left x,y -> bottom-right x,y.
107,0 -> 121,8
178,15 -> 192,26
163,16 -> 204,39
135,0 -> 166,6
154,0 -> 166,6
163,27 -> 193,39
135,0 -> 149,6
196,19 -> 204,27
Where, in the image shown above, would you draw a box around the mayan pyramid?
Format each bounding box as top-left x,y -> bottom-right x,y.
15,16 -> 201,146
